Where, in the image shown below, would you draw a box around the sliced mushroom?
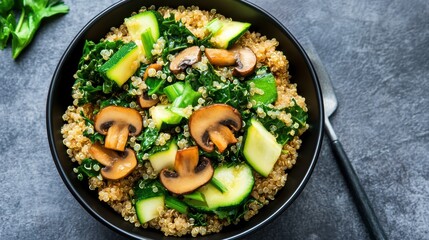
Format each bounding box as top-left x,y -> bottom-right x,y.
189,104 -> 242,153
143,63 -> 162,81
169,46 -> 201,74
94,106 -> 143,151
89,142 -> 137,180
204,48 -> 236,66
138,93 -> 159,108
233,47 -> 257,77
204,47 -> 257,77
160,146 -> 214,195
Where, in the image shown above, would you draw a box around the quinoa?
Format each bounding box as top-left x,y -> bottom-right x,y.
61,5 -> 308,237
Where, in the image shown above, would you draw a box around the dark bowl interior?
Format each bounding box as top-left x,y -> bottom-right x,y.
47,0 -> 323,239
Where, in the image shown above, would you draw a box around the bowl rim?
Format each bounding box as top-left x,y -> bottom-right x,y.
46,0 -> 324,239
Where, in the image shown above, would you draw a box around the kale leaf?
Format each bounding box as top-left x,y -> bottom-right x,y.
133,179 -> 166,201
255,99 -> 308,145
74,158 -> 101,181
213,198 -> 260,224
193,64 -> 250,109
134,127 -> 160,162
74,40 -> 124,105
187,212 -> 207,226
160,14 -> 195,56
80,110 -> 105,143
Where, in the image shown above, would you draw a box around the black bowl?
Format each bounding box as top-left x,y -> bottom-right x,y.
47,0 -> 323,239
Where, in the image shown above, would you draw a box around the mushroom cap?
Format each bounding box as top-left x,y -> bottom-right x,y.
189,104 -> 242,153
204,48 -> 236,66
160,146 -> 214,195
89,142 -> 137,180
138,93 -> 159,109
169,46 -> 202,74
233,47 -> 257,77
94,106 -> 143,151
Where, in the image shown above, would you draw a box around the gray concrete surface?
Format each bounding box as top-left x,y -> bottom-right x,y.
0,0 -> 428,239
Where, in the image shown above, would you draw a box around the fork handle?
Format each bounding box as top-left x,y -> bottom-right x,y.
331,140 -> 387,240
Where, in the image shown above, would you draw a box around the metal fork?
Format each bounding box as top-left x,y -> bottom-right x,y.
302,40 -> 387,240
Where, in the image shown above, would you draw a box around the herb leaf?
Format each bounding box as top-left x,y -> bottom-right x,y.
10,0 -> 69,59
0,12 -> 15,49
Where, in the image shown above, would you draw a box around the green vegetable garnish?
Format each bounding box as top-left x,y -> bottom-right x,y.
74,158 -> 101,181
0,12 -> 15,49
171,80 -> 201,108
0,0 -> 69,59
165,195 -> 188,214
0,0 -> 14,15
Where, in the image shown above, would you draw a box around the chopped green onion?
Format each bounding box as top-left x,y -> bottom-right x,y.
183,191 -> 206,202
206,18 -> 223,34
141,28 -> 155,60
210,177 -> 228,193
164,82 -> 185,102
165,195 -> 188,214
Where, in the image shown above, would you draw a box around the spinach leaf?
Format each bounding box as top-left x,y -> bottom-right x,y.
199,147 -> 243,167
287,99 -> 308,128
98,90 -> 135,109
137,127 -> 160,152
145,77 -> 166,95
10,0 -> 69,59
0,12 -> 14,49
83,130 -> 104,144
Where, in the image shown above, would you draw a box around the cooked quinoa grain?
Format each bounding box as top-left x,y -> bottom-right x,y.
61,5 -> 308,237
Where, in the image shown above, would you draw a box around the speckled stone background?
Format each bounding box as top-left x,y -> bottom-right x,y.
0,0 -> 427,239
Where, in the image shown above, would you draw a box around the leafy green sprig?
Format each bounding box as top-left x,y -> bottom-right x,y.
0,0 -> 69,59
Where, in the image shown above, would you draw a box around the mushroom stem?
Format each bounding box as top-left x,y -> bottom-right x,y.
88,143 -> 113,166
203,47 -> 257,77
175,146 -> 199,176
94,106 -> 143,152
105,124 -> 130,151
204,48 -> 236,66
189,104 -> 242,153
159,146 -> 214,195
208,125 -> 238,153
